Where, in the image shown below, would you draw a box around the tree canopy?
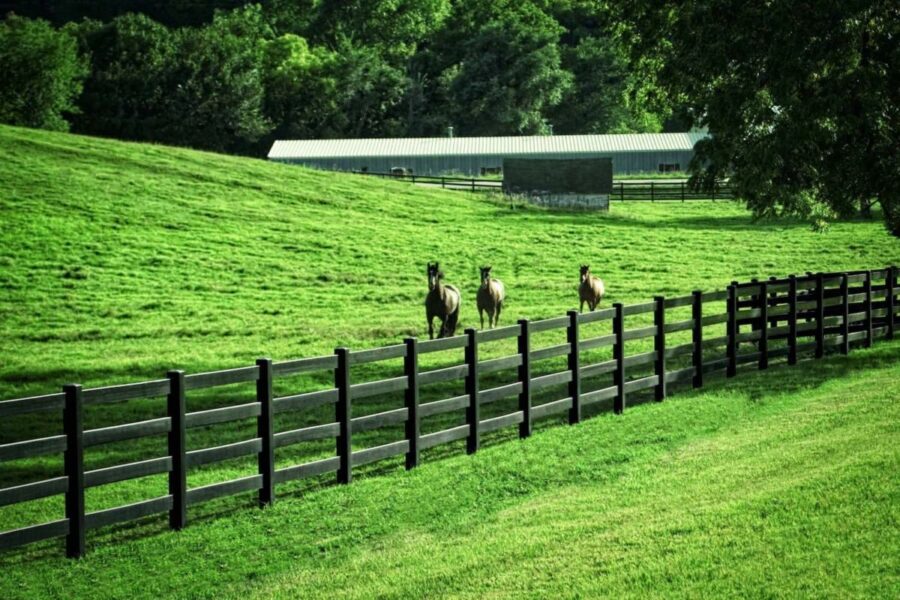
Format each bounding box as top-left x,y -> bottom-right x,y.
621,1 -> 900,236
0,1 -> 659,152
0,15 -> 87,131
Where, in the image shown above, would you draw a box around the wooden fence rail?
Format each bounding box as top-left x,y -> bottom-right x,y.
351,171 -> 734,201
0,266 -> 896,558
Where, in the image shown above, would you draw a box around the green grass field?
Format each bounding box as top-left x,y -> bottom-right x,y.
0,124 -> 896,400
0,341 -> 897,599
0,125 -> 898,598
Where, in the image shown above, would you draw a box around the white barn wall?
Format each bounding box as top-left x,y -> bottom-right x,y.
268,133 -> 705,176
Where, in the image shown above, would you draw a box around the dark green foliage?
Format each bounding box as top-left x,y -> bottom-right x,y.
69,6 -> 273,153
1,1 -> 664,147
68,14 -> 177,141
0,0 -> 251,27
622,1 -> 900,237
0,15 -> 87,131
160,6 -> 272,153
442,4 -> 571,135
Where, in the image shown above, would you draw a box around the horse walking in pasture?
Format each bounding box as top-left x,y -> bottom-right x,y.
579,265 -> 605,312
476,265 -> 505,329
425,262 -> 461,339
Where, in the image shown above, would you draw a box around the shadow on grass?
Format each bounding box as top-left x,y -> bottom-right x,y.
0,339 -> 897,564
488,201 -> 884,233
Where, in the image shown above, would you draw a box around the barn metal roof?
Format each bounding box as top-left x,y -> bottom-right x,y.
268,132 -> 708,159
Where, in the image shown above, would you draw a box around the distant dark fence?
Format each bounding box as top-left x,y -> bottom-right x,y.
353,170 -> 500,192
0,266 -> 896,558
612,180 -> 735,201
352,171 -> 734,201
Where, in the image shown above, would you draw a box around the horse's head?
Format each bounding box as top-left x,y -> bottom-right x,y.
480,265 -> 492,285
427,262 -> 442,290
580,265 -> 591,283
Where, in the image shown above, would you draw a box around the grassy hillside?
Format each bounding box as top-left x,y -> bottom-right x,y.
0,125 -> 897,598
0,124 -> 897,401
0,342 -> 897,599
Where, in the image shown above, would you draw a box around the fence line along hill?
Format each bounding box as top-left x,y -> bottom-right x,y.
1,266 -> 896,557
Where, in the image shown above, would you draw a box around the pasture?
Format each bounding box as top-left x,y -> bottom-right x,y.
0,124 -> 896,399
0,343 -> 897,598
0,125 -> 898,598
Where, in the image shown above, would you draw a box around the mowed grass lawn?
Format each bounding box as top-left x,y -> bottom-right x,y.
0,342 -> 897,599
0,126 -> 898,598
0,124 -> 897,400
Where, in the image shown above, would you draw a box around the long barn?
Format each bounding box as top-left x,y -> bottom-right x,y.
267,132 -> 708,177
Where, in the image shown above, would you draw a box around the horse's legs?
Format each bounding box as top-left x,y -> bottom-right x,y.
428,316 -> 435,340
590,300 -> 597,312
479,308 -> 484,330
494,303 -> 502,328
446,310 -> 459,337
580,299 -> 585,313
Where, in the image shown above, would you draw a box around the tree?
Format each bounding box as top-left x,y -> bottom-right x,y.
262,34 -> 341,139
2,1 -> 251,27
161,6 -> 273,153
439,3 -> 572,135
547,0 -> 664,134
622,1 -> 900,236
311,0 -> 450,61
68,14 -> 177,141
0,15 -> 87,131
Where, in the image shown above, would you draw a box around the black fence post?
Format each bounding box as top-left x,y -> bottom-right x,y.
692,290 -> 703,388
166,370 -> 186,531
403,338 -> 420,469
654,296 -> 666,401
613,303 -> 625,414
517,320 -> 532,439
567,310 -> 581,424
63,383 -> 85,559
726,285 -> 737,377
864,270 -> 873,348
758,281 -> 768,370
888,265 -> 896,340
464,329 -> 479,454
620,182 -> 624,202
650,181 -> 655,202
681,181 -> 685,203
841,274 -> 850,355
335,347 -> 352,484
256,358 -> 274,507
788,275 -> 798,365
815,273 -> 825,358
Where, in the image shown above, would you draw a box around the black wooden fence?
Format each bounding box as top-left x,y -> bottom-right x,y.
352,171 -> 734,201
0,266 -> 896,558
611,180 -> 735,201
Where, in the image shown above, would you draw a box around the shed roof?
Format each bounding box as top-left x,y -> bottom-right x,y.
268,132 -> 707,160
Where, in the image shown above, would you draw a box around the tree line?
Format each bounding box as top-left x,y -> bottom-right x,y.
0,1 -> 669,156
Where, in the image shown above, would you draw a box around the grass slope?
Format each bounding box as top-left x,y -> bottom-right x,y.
0,126 -> 897,596
0,342 -> 897,599
1,124 -> 897,400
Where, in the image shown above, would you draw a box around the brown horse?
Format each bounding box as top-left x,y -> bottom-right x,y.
579,265 -> 605,312
425,262 -> 461,339
476,265 -> 505,329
